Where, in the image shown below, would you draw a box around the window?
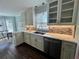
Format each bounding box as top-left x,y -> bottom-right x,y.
6,17 -> 14,32
35,5 -> 48,31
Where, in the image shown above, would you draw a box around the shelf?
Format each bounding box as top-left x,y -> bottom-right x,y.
49,5 -> 57,9
49,11 -> 57,14
49,1 -> 58,7
62,0 -> 73,3
49,13 -> 57,18
62,1 -> 73,5
62,8 -> 73,12
62,2 -> 74,10
49,18 -> 57,19
61,16 -> 72,18
61,10 -> 73,17
60,18 -> 72,23
49,19 -> 57,23
49,7 -> 57,12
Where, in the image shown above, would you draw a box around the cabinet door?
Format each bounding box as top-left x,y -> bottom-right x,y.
24,33 -> 31,45
61,41 -> 77,59
36,35 -> 44,51
60,0 -> 78,24
48,0 -> 59,24
48,0 -> 78,24
15,32 -> 24,46
30,34 -> 37,48
25,7 -> 33,25
30,34 -> 44,51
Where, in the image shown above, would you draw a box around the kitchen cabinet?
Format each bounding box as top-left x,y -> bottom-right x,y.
48,0 -> 78,25
30,34 -> 44,51
14,32 -> 24,46
24,7 -> 34,25
60,0 -> 78,24
61,41 -> 77,59
35,35 -> 44,51
21,7 -> 34,26
30,34 -> 36,48
48,0 -> 59,24
24,32 -> 31,45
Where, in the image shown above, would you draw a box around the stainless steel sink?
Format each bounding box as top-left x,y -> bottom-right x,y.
33,31 -> 45,35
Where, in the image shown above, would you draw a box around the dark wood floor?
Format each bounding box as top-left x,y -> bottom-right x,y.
0,41 -> 49,59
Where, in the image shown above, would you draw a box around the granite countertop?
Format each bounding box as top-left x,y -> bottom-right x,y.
43,33 -> 76,42
24,30 -> 77,43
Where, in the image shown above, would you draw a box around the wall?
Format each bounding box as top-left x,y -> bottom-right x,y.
0,16 -> 17,32
48,25 -> 75,36
0,16 -> 7,32
15,16 -> 25,32
75,1 -> 79,59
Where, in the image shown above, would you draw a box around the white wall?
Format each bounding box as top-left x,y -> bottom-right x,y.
75,2 -> 79,59
15,16 -> 25,32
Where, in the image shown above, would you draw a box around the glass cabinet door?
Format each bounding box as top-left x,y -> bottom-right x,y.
48,0 -> 78,24
48,0 -> 58,24
60,0 -> 74,24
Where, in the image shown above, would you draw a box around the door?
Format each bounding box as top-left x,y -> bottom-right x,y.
15,32 -> 24,46
61,41 -> 77,59
48,0 -> 59,24
30,34 -> 37,48
36,35 -> 44,51
24,33 -> 31,45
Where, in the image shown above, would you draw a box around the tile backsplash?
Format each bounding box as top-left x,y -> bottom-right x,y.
25,25 -> 36,31
25,25 -> 75,37
48,25 -> 75,36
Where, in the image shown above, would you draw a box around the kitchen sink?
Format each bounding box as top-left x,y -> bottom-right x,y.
33,31 -> 45,35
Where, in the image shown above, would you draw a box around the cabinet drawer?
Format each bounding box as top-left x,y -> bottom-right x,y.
62,41 -> 77,48
25,33 -> 30,36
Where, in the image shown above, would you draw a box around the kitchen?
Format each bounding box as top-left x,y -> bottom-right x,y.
0,0 -> 79,59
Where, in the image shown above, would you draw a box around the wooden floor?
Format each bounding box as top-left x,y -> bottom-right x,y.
0,40 -> 49,59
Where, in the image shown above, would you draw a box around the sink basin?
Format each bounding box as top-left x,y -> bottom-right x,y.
33,32 -> 45,35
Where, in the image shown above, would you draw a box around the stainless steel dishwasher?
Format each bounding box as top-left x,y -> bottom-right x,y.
44,37 -> 62,59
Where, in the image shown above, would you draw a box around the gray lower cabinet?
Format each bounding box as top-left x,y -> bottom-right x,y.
14,32 -> 24,46
30,34 -> 44,51
24,32 -> 77,59
35,35 -> 44,51
24,32 -> 31,45
61,41 -> 77,59
30,34 -> 36,48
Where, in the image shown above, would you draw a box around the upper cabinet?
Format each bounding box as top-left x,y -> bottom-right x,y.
60,0 -> 78,24
26,7 -> 34,25
22,7 -> 34,25
48,0 -> 78,25
48,0 -> 59,24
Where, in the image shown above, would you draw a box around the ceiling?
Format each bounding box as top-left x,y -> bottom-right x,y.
0,0 -> 47,16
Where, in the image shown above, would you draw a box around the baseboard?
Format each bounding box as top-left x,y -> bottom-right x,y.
15,42 -> 25,47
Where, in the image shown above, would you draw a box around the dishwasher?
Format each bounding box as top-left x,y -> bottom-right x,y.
44,37 -> 62,59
